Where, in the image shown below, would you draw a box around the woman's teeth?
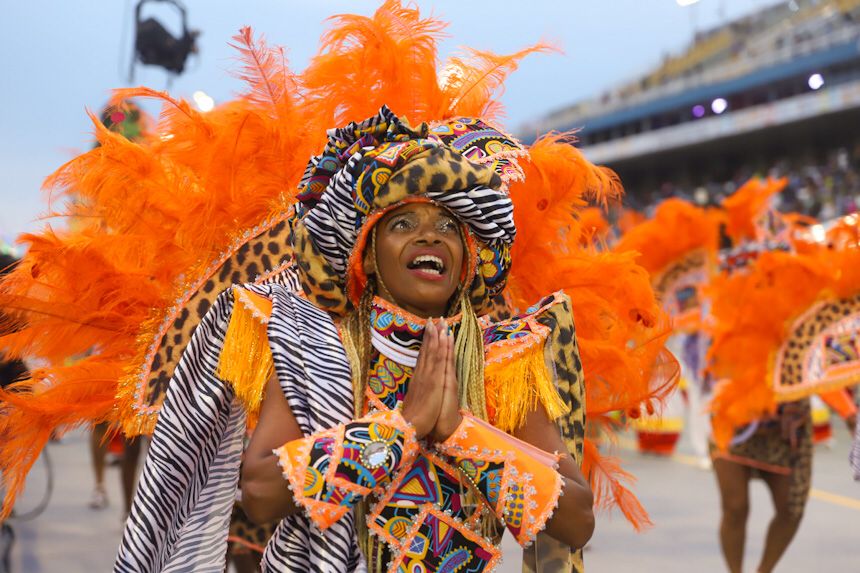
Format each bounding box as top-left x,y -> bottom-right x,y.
408,254 -> 444,274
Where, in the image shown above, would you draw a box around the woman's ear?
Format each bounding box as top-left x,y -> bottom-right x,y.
362,245 -> 376,277
363,226 -> 379,277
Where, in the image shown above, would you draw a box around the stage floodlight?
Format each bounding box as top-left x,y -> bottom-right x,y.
808,73 -> 824,90
711,98 -> 728,114
131,0 -> 199,80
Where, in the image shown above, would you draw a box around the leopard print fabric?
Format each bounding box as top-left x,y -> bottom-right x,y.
132,216 -> 294,432
228,503 -> 277,557
521,295 -> 586,573
652,249 -> 709,332
292,108 -> 517,318
292,144 -> 511,316
718,404 -> 813,519
777,293 -> 860,392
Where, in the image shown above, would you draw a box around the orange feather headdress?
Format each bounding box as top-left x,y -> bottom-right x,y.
0,1 -> 672,528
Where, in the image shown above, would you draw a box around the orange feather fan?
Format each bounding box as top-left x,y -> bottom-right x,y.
706,181 -> 860,449
508,135 -> 669,414
721,177 -> 787,242
0,2 -> 672,528
0,34 -> 312,515
506,134 -> 676,528
706,251 -> 835,449
614,198 -> 719,278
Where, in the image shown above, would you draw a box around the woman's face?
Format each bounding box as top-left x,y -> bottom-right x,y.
368,202 -> 465,318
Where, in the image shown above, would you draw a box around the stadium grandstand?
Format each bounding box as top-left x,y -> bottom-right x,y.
525,0 -> 860,217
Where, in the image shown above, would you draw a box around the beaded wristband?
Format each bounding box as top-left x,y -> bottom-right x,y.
274,409 -> 419,530
435,412 -> 563,547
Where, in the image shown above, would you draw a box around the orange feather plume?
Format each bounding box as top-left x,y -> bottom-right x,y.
302,0 -> 447,126
706,182 -> 860,449
505,133 -> 678,529
229,26 -> 300,121
614,198 -> 719,277
507,134 -> 673,416
0,44 -> 313,515
436,45 -> 554,121
576,207 -> 611,246
706,251 -> 835,448
722,177 -> 787,242
582,440 -> 652,531
0,2 -> 673,529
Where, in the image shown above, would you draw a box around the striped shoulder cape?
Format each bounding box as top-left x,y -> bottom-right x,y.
115,277 -> 366,572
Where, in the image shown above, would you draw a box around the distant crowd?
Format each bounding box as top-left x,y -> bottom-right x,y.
629,145 -> 860,221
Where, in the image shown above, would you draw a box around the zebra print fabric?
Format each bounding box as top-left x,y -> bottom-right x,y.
261,285 -> 364,572
115,286 -> 245,572
115,269 -> 365,571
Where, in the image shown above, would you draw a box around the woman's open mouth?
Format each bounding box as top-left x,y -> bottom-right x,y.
406,254 -> 447,281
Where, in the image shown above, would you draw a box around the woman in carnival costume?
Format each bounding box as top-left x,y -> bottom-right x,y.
707,179 -> 859,573
85,102 -> 148,516
615,199 -> 719,462
0,3 -> 675,571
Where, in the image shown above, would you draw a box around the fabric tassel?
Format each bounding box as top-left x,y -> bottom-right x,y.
484,342 -> 569,433
215,287 -> 274,416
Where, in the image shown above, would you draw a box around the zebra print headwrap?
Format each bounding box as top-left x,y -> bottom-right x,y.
292,106 -> 518,315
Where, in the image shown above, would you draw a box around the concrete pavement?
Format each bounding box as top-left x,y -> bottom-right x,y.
5,426 -> 859,572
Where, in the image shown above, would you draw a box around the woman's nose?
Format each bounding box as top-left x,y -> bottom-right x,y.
414,222 -> 442,244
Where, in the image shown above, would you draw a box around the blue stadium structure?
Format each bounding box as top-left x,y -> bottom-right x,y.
525,0 -> 860,212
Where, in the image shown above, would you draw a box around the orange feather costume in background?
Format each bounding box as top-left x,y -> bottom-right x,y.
0,1 -> 672,531
706,179 -> 860,450
612,199 -> 720,457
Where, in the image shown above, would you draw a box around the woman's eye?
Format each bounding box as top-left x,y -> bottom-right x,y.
391,218 -> 414,231
436,219 -> 457,233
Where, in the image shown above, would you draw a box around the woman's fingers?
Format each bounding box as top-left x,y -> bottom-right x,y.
415,318 -> 433,372
420,319 -> 439,377
428,323 -> 463,442
446,325 -> 456,385
427,321 -> 445,378
441,325 -> 457,402
402,319 -> 446,438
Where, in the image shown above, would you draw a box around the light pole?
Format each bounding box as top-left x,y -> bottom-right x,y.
676,0 -> 701,35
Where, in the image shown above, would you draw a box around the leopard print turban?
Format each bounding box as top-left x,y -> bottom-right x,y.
292,106 -> 523,315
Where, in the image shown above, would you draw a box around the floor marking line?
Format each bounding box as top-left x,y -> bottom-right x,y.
808,488 -> 860,511
613,437 -> 860,512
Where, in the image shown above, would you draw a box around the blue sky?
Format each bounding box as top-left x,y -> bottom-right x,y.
0,0 -> 778,243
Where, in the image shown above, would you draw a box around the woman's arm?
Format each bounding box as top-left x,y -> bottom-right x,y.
432,335 -> 594,549
240,373 -> 303,524
513,407 -> 595,549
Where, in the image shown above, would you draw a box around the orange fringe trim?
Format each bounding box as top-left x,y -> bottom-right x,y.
484,341 -> 569,433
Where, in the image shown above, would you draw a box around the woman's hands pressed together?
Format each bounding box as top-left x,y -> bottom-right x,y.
399,318 -> 462,442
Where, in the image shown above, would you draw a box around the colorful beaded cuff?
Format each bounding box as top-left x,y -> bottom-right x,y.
435,413 -> 563,547
274,409 -> 419,530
